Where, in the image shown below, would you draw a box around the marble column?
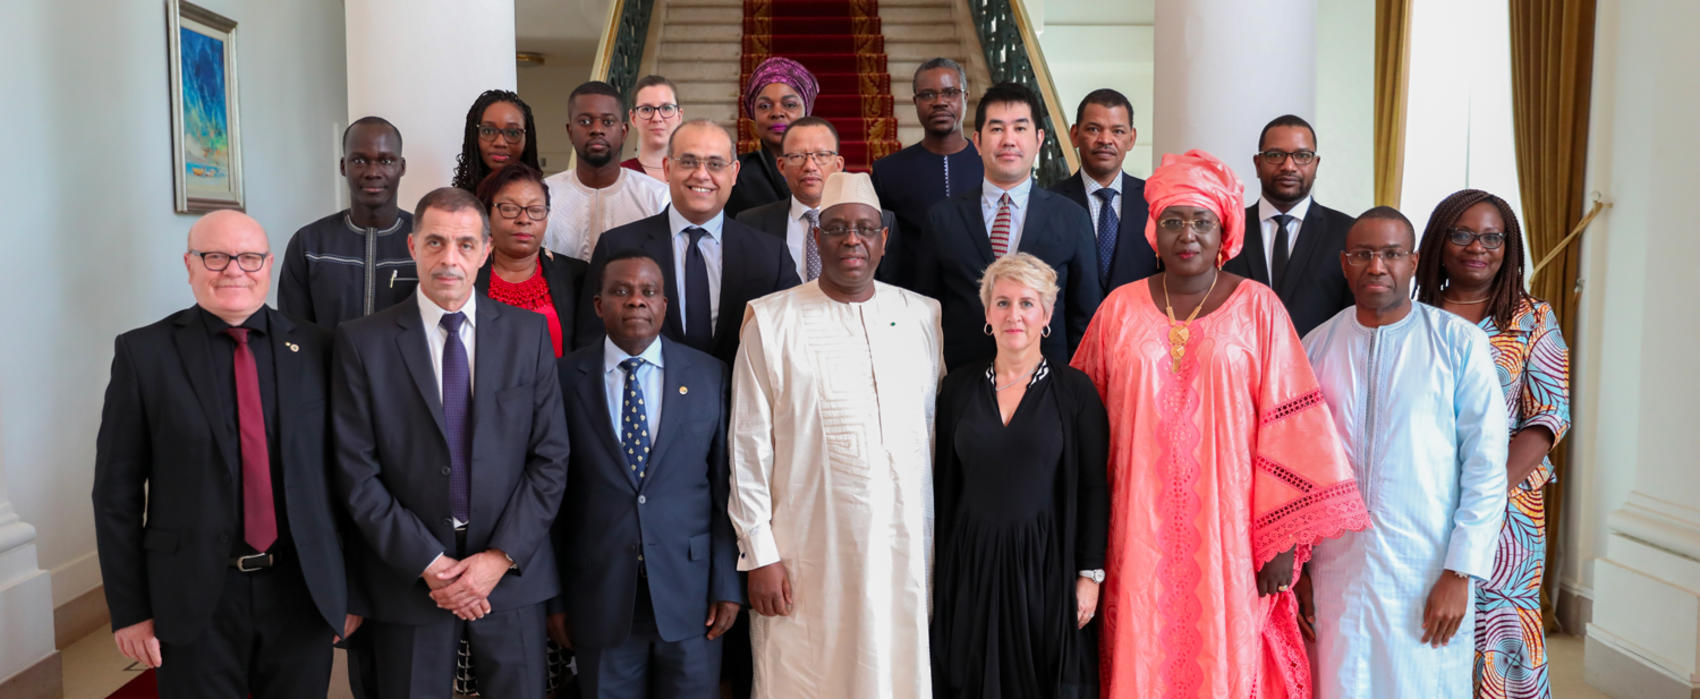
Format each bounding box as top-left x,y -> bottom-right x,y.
0,420 -> 57,689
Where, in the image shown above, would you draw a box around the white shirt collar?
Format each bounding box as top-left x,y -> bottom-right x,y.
788,196 -> 818,222
981,177 -> 1034,211
569,167 -> 628,193
1083,170 -> 1120,197
416,289 -> 478,330
602,334 -> 665,374
1258,194 -> 1314,224
666,205 -> 724,242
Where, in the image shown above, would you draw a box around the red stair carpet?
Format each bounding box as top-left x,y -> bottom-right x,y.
106,669 -> 157,697
739,0 -> 900,171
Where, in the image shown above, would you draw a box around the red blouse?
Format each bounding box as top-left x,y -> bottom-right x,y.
487,260 -> 563,357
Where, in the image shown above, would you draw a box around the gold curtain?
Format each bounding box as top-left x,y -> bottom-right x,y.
1372,0 -> 1413,208
1508,0 -> 1596,629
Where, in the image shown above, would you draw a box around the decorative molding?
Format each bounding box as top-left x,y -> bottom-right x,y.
1556,582 -> 1594,636
1608,491 -> 1700,563
1586,626 -> 1700,698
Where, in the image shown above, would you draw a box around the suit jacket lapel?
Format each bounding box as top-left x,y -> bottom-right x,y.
643,341 -> 689,488
1281,204 -> 1333,297
713,228 -> 751,346
172,309 -> 238,476
573,355 -> 633,489
469,298 -> 501,456
1240,205 -> 1272,286
957,195 -> 995,265
646,220 -> 685,341
1016,190 -> 1048,255
393,304 -> 449,438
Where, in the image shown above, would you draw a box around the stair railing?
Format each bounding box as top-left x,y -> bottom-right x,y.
965,0 -> 1080,187
590,0 -> 656,98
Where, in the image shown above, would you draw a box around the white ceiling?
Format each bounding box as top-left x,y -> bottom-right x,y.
514,0 -> 613,55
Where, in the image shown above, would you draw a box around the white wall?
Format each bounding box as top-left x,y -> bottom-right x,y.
1313,0 -> 1374,216
516,46 -> 599,176
0,0 -> 347,621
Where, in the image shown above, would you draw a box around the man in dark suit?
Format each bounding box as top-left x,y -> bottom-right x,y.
333,187 -> 571,699
1223,114 -> 1355,337
93,210 -> 354,697
914,82 -> 1102,370
553,250 -> 743,697
580,119 -> 801,367
736,116 -> 903,287
1051,88 -> 1157,295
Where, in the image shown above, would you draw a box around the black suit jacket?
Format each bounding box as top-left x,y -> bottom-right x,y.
1223,201 -> 1356,338
578,209 -> 801,366
724,149 -> 788,220
915,185 -> 1104,371
1050,171 -> 1158,294
332,294 -> 570,623
476,249 -> 590,351
93,306 -> 347,644
554,339 -> 742,647
734,198 -> 905,287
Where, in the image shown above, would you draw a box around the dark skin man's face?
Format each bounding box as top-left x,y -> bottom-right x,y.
595,257 -> 669,349
1342,217 -> 1417,316
569,93 -> 627,168
912,67 -> 967,138
341,124 -> 405,209
815,203 -> 887,293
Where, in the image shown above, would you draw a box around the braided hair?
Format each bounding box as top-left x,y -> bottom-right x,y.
1413,188 -> 1527,329
450,89 -> 541,193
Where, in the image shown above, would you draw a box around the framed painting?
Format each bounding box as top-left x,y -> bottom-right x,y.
166,0 -> 244,212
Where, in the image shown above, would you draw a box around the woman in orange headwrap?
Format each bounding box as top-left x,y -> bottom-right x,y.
1070,150 -> 1371,697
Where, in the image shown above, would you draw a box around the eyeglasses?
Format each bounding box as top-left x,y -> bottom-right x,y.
819,224 -> 883,239
477,125 -> 526,143
494,202 -> 548,221
915,88 -> 965,102
1257,149 -> 1318,166
632,104 -> 679,119
672,156 -> 733,173
1157,217 -> 1219,234
1445,228 -> 1506,249
779,151 -> 839,166
190,250 -> 268,272
1343,249 -> 1415,266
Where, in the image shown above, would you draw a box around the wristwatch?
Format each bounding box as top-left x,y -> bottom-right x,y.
1079,569 -> 1105,584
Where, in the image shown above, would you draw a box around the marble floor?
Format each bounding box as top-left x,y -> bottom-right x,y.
60,627 -> 1610,698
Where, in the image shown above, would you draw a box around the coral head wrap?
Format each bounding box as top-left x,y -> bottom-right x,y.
743,57 -> 820,119
1143,149 -> 1247,266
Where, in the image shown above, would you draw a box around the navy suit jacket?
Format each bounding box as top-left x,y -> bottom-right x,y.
93,306 -> 348,644
332,293 -> 570,623
577,209 -> 801,366
734,198 -> 906,287
1223,201 -> 1356,338
1050,171 -> 1158,294
915,185 -> 1104,371
555,338 -> 742,646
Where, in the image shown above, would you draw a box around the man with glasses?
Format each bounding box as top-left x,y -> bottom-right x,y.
580,119 -> 800,366
543,81 -> 670,262
94,211 -> 356,697
1224,114 -> 1356,337
736,116 -> 902,285
872,57 -> 984,286
623,75 -> 685,182
1302,208 -> 1508,699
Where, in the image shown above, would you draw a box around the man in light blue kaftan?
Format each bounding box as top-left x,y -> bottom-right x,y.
1301,208 -> 1508,699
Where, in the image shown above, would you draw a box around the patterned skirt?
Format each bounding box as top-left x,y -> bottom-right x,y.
1473,463 -> 1552,699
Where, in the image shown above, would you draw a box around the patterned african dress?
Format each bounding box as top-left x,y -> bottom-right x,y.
1473,297 -> 1571,699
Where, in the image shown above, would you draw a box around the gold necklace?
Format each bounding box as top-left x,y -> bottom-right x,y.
1445,292 -> 1490,305
1162,271 -> 1219,373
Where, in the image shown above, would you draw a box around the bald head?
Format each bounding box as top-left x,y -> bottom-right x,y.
187,210 -> 267,251
185,210 -> 273,325
667,119 -> 735,160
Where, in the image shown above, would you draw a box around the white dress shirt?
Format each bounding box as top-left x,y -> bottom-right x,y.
1082,171 -> 1121,239
416,291 -> 477,399
667,205 -> 725,328
1256,194 -> 1314,281
784,196 -> 818,282
602,335 -> 665,444
980,177 -> 1034,252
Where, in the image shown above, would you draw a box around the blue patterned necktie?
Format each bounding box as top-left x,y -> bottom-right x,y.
440,311 -> 471,523
619,358 -> 652,481
803,209 -> 822,281
1094,187 -> 1119,289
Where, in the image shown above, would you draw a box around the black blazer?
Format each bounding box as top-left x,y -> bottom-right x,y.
93,306 -> 347,644
1049,171 -> 1158,294
734,198 -> 906,287
1223,201 -> 1356,338
476,249 -> 590,352
915,186 -> 1104,371
724,149 -> 789,220
578,209 -> 801,367
554,339 -> 742,647
332,294 -> 571,623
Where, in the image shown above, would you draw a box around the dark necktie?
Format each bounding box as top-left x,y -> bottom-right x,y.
224,328 -> 276,552
619,358 -> 653,482
1093,188 -> 1119,289
803,209 -> 822,282
440,312 -> 471,524
1272,214 -> 1295,290
683,227 -> 712,350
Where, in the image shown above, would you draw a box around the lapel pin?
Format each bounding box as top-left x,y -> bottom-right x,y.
678,386 -> 688,395
286,342 -> 299,352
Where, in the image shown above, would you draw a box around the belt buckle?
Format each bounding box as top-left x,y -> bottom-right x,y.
235,552 -> 272,572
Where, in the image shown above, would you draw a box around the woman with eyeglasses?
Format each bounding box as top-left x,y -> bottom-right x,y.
621,74 -> 684,182
452,89 -> 543,194
473,163 -> 587,358
1414,190 -> 1570,699
1070,150 -> 1368,697
724,56 -> 819,218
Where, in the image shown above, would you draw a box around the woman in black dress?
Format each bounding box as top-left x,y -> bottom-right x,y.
932,252 -> 1110,698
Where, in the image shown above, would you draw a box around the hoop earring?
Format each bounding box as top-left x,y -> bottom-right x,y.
1041,325 -> 1052,338
983,323 -> 994,336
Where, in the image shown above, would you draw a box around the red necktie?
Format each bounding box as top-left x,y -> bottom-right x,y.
224,328 -> 276,552
990,193 -> 1013,257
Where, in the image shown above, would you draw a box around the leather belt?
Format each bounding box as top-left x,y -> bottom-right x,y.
230,551 -> 275,572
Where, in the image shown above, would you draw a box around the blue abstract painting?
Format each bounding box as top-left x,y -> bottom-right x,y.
180,26 -> 229,189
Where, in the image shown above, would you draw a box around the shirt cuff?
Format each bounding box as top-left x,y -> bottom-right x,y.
736,524 -> 781,571
421,552 -> 444,578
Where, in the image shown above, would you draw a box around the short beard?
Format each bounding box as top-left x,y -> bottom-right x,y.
581,149 -> 614,168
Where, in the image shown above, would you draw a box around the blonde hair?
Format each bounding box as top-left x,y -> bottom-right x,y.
978,252 -> 1059,310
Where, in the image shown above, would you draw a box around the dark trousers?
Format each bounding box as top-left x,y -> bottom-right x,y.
576,584 -> 723,699
367,603 -> 547,699
721,609 -> 753,699
343,624 -> 380,699
156,555 -> 332,698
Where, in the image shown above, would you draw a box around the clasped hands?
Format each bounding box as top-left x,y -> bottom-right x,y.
424,549 -> 511,620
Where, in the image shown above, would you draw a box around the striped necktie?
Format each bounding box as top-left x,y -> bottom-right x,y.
989,193 -> 1013,257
